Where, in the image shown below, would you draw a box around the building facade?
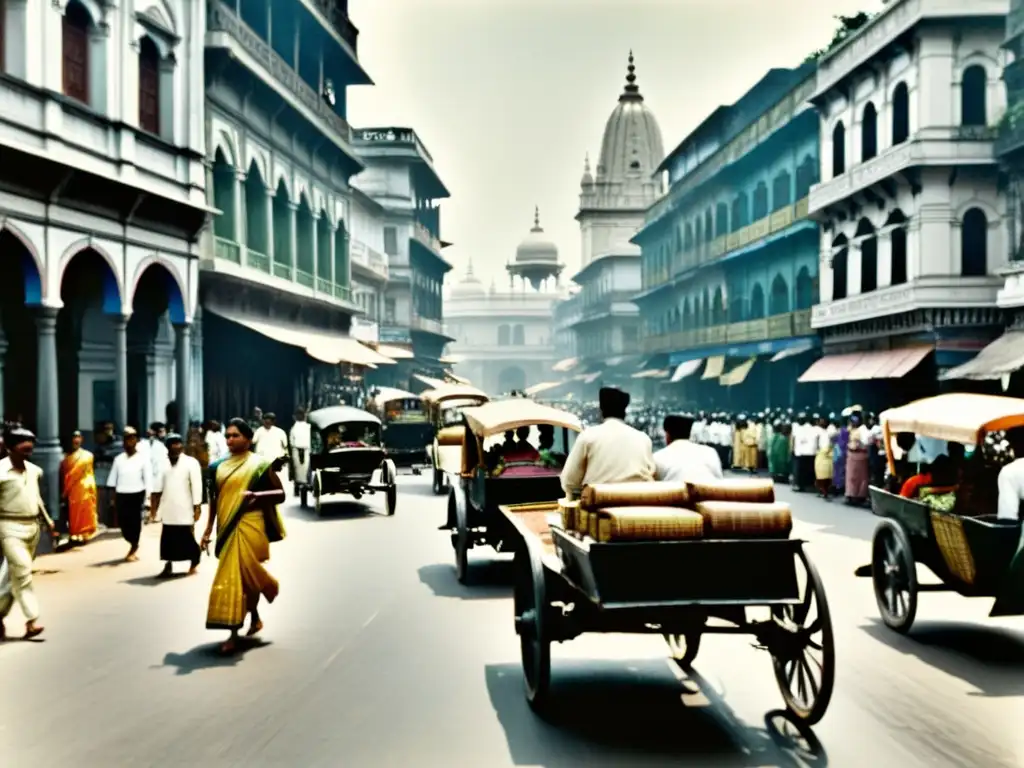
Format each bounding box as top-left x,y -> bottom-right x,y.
804,0 -> 1009,411
352,127 -> 452,388
347,186 -> 389,345
570,54 -> 665,396
633,64 -> 820,412
0,0 -> 209,513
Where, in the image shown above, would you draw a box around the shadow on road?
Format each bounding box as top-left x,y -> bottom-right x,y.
121,572 -> 193,587
861,619 -> 1024,696
418,561 -> 513,600
158,639 -> 271,675
284,500 -> 377,522
484,660 -> 827,767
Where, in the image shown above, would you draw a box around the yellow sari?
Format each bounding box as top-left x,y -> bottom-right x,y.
206,452 -> 286,631
61,448 -> 98,541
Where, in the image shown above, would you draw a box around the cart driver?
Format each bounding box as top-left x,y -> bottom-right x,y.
559,387 -> 655,498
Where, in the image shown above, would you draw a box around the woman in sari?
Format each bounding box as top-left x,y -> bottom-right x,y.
832,415 -> 848,496
845,412 -> 871,505
200,418 -> 286,654
61,431 -> 98,543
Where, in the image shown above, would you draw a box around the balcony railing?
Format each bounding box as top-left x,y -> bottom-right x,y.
350,239 -> 389,279
310,0 -> 359,51
412,222 -> 443,254
273,262 -> 291,280
246,249 -> 270,272
215,236 -> 241,263
208,3 -> 352,145
410,313 -> 445,335
640,309 -> 812,355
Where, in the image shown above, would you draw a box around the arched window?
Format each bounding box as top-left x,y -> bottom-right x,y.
62,1 -> 91,104
712,286 -> 725,324
770,274 -> 789,315
861,102 -> 878,161
795,266 -> 814,309
832,121 -> 846,177
512,324 -> 525,345
684,223 -> 694,251
753,181 -> 769,220
682,298 -> 691,328
772,171 -> 792,210
892,82 -> 910,144
961,65 -> 987,127
750,283 -> 765,319
498,324 -> 510,345
857,218 -> 877,292
704,209 -> 713,242
732,192 -> 749,230
962,208 -> 988,276
138,37 -> 161,135
832,235 -> 849,301
795,155 -> 817,200
715,202 -> 729,237
886,210 -> 908,286
694,218 -> 703,249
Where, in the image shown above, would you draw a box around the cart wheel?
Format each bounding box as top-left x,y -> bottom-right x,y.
432,468 -> 445,495
514,546 -> 551,712
313,474 -> 323,518
770,547 -> 835,726
300,487 -> 308,509
455,524 -> 470,584
385,483 -> 397,516
871,519 -> 917,633
664,632 -> 702,670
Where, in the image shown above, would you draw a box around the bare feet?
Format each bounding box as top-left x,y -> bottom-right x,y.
125,546 -> 139,563
187,566 -> 198,576
220,632 -> 239,654
24,621 -> 44,639
245,620 -> 263,638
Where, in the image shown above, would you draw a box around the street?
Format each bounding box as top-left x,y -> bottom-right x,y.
3,475 -> 1024,767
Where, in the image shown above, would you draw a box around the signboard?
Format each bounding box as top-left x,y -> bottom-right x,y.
350,317 -> 379,344
379,326 -> 412,344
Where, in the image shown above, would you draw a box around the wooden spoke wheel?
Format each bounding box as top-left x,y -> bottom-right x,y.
514,546 -> 551,711
770,547 -> 835,725
871,519 -> 917,633
664,632 -> 702,671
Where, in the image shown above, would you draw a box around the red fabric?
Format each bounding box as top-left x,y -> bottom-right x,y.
900,473 -> 932,498
503,447 -> 539,463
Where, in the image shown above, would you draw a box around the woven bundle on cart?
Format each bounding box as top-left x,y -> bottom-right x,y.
580,481 -> 689,511
694,500 -> 792,539
687,478 -> 775,505
589,507 -> 704,542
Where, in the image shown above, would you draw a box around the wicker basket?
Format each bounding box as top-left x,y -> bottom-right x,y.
694,500 -> 792,539
930,511 -> 977,586
558,498 -> 579,531
590,506 -> 704,542
688,478 -> 775,505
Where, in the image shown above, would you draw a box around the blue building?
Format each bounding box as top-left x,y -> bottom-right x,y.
632,64 -> 820,411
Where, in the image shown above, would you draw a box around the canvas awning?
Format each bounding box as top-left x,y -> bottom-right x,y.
524,381 -> 565,396
375,344 -> 415,360
671,359 -> 703,382
701,356 -> 726,380
207,307 -> 395,367
445,371 -> 471,385
798,346 -> 932,383
552,357 -> 578,373
414,374 -> 446,388
439,353 -> 465,364
771,339 -> 816,362
939,331 -> 1024,381
720,357 -> 756,387
631,369 -> 670,379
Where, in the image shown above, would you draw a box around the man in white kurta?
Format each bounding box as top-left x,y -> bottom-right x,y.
253,413 -> 289,481
654,414 -> 724,484
560,388 -> 655,497
0,428 -> 56,639
144,422 -> 168,523
289,408 -> 312,492
152,434 -> 203,577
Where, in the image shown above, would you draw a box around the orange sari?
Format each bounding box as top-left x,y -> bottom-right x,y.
62,448 -> 98,541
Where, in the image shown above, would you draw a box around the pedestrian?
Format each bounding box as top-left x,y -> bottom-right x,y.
253,413 -> 289,477
201,418 -> 286,655
653,413 -> 723,484
813,414 -> 833,500
845,410 -> 872,505
0,427 -> 57,640
791,412 -> 816,492
60,430 -> 98,543
107,427 -> 152,562
204,419 -> 228,465
144,422 -> 168,523
152,434 -> 203,578
289,408 -> 311,493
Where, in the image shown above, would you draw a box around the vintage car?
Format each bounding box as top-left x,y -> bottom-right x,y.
421,383 -> 490,495
305,405 -> 398,517
442,398 -> 580,583
367,387 -> 433,471
854,393 -> 1024,633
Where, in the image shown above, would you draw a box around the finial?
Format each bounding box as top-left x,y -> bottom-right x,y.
532,205 -> 541,231
584,153 -> 591,173
466,257 -> 475,278
621,50 -> 642,101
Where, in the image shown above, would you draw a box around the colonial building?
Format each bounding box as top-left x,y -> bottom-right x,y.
347,186 -> 390,346
802,0 -> 1009,410
200,0 -> 392,420
633,63 -> 820,412
570,53 -> 665,397
352,127 -> 452,388
0,0 -> 209,512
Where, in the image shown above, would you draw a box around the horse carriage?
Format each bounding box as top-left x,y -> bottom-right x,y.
854,393 -> 1024,633
302,406 -> 398,517
367,387 -> 433,473
420,383 -> 490,495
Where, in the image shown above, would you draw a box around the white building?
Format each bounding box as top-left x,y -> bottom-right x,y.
348,186 -> 390,345
0,0 -> 209,511
802,0 -> 1009,409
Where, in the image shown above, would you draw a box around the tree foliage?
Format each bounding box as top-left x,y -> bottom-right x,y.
805,12 -> 874,63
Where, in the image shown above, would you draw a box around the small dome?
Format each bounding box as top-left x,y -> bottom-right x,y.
451,259 -> 486,299
596,51 -> 665,183
515,206 -> 558,264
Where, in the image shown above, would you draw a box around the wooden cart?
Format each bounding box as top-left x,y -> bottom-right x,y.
421,384 -> 490,495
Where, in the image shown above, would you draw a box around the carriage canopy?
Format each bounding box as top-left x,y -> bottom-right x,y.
421,384 -> 489,405
461,400 -> 582,438
880,393 -> 1024,446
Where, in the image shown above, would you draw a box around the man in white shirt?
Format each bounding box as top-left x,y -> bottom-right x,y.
997,428 -> 1024,520
205,419 -> 228,465
253,413 -> 289,480
560,387 -> 655,497
654,413 -> 723,484
791,412 -> 817,492
289,408 -> 312,494
152,434 -> 203,577
0,427 -> 56,639
144,422 -> 168,523
106,427 -> 153,562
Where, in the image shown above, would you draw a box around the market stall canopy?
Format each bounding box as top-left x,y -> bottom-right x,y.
445,371 -> 472,385
414,374 -> 446,388
938,331 -> 1024,381
880,393 -> 1024,445
524,381 -> 565,396
798,346 -> 932,383
374,344 -> 415,360
206,307 -> 395,367
371,387 -> 419,404
720,357 -> 756,387
702,356 -> 726,380
422,383 -> 488,403
552,357 -> 578,373
461,400 -> 582,437
631,369 -> 670,379
771,339 -> 816,362
671,359 -> 703,382
439,353 -> 465,364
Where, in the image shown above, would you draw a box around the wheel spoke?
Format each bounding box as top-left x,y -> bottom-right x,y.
800,656 -> 820,698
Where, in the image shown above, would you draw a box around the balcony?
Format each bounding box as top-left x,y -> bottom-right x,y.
572,291 -> 641,326
309,0 -> 359,52
409,223 -> 451,271
350,239 -> 389,281
410,313 -> 448,337
207,3 -> 353,151
640,310 -> 812,355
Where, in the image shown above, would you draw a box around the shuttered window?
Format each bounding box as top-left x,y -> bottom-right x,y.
62,4 -> 90,104
138,38 -> 160,134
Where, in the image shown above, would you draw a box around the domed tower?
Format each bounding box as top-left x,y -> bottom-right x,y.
578,51 -> 666,268
507,206 -> 564,291
449,258 -> 486,301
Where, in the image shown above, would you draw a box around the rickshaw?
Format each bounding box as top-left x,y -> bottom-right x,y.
854,393 -> 1024,633
442,399 -> 580,583
421,383 -> 490,495
304,405 -> 398,517
368,387 -> 433,472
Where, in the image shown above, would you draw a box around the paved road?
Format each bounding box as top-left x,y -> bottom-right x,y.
3,474 -> 1024,767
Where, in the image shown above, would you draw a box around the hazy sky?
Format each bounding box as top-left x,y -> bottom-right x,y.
348,0 -> 885,287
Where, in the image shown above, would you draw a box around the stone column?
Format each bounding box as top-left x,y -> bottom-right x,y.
234,170 -> 246,246
192,308 -> 204,422
175,323 -> 191,430
329,224 -> 337,287
287,202 -> 298,280
35,307 -> 61,536
113,314 -> 128,432
311,213 -> 320,289
265,188 -> 276,266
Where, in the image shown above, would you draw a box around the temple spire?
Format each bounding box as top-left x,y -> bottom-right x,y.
532,205 -> 542,231
620,49 -> 642,101
466,256 -> 475,278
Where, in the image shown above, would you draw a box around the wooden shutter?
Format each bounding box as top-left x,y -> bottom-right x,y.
62,10 -> 89,103
138,52 -> 160,134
